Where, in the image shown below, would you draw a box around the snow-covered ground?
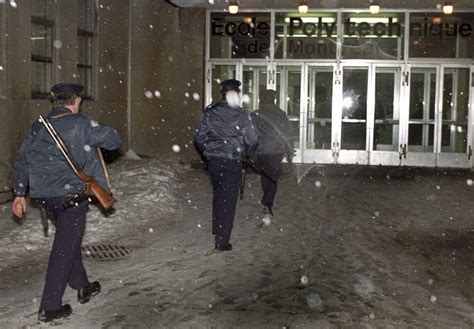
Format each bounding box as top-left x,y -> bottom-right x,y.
0,157 -> 179,268
1,160 -> 474,328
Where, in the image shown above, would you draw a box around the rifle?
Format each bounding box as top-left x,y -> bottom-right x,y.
39,115 -> 116,210
246,154 -> 277,183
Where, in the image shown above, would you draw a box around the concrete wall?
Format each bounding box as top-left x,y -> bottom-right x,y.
0,0 -> 206,202
129,1 -> 205,162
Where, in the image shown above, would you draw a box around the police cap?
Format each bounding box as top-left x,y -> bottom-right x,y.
220,79 -> 241,92
50,83 -> 84,96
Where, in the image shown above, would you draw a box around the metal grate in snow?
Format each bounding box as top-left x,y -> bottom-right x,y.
81,244 -> 132,260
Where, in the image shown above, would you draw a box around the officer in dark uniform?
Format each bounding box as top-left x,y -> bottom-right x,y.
11,83 -> 122,322
250,89 -> 292,217
195,79 -> 258,251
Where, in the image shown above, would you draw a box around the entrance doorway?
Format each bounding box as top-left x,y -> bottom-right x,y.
206,62 -> 473,168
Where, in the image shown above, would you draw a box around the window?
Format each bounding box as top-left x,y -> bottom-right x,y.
409,13 -> 474,59
341,12 -> 405,60
275,12 -> 337,59
78,0 -> 96,98
31,0 -> 54,98
210,13 -> 271,59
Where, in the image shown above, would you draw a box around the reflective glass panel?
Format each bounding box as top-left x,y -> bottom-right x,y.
31,23 -> 52,58
210,13 -> 271,59
31,61 -> 51,96
79,0 -> 95,32
307,67 -> 333,149
374,68 -> 400,151
242,66 -> 267,111
409,13 -> 474,59
210,64 -> 236,104
341,13 -> 405,60
32,0 -> 53,19
275,12 -> 337,59
276,66 -> 301,149
440,68 -> 469,153
341,67 -> 368,150
408,69 -> 436,152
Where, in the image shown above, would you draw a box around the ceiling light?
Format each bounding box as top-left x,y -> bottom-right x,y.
298,2 -> 309,14
369,2 -> 380,14
442,3 -> 454,15
228,2 -> 238,14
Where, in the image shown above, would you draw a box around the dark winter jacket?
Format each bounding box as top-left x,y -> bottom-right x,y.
195,99 -> 258,160
250,104 -> 292,155
12,106 -> 122,198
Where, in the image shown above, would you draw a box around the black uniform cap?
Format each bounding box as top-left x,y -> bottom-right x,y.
50,83 -> 85,96
220,79 -> 241,92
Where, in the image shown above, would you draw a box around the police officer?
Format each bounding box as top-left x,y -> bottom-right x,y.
195,79 -> 258,251
11,83 -> 122,322
250,89 -> 292,217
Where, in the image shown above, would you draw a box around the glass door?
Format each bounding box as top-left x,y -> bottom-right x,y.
369,65 -> 402,166
337,64 -> 370,165
437,66 -> 471,168
304,64 -> 335,164
207,63 -> 237,105
403,65 -> 472,168
242,64 -> 268,111
404,67 -> 437,166
275,64 -> 302,160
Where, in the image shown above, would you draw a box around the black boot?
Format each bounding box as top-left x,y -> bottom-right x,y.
215,243 -> 233,251
263,205 -> 273,216
78,281 -> 101,304
38,304 -> 72,323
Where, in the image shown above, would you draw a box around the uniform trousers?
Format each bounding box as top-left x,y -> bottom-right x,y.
257,153 -> 283,208
37,197 -> 89,311
207,157 -> 242,247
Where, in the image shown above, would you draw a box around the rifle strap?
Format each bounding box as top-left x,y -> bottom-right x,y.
48,112 -> 113,193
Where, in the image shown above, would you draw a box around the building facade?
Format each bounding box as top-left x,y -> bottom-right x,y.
0,0 -> 205,202
205,9 -> 474,168
1,1 -> 474,201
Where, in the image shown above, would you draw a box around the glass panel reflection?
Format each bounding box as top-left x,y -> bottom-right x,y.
210,13 -> 271,59
276,66 -> 301,149
31,23 -> 52,58
374,69 -> 400,151
243,66 -> 267,111
210,64 -> 236,104
341,67 -> 368,150
440,68 -> 469,153
274,12 -> 337,59
409,13 -> 474,59
307,67 -> 332,149
408,69 -> 436,152
341,13 -> 405,60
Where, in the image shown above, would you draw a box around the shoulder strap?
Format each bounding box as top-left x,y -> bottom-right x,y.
50,112 -> 74,120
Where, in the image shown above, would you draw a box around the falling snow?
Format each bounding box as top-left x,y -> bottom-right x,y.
144,91 -> 153,99
53,40 -> 63,49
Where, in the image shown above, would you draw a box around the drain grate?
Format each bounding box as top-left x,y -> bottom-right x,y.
81,244 -> 132,260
